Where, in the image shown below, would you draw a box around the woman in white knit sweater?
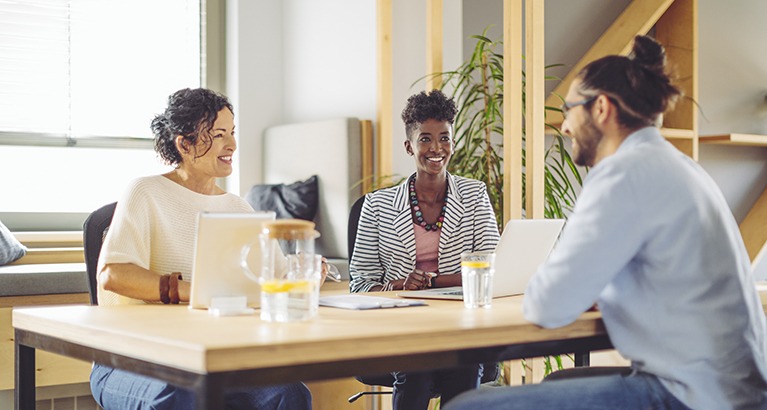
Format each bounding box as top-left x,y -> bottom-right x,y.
90,88 -> 312,410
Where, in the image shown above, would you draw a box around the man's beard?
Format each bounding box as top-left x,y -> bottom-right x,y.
572,114 -> 603,167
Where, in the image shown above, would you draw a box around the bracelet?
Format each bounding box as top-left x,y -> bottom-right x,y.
159,274 -> 170,304
169,272 -> 182,304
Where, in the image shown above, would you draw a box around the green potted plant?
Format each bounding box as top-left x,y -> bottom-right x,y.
419,30 -> 584,227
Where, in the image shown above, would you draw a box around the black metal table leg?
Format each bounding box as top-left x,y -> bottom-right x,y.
15,329 -> 36,410
195,376 -> 225,410
574,350 -> 590,367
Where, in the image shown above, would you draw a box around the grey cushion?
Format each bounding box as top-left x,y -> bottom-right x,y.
0,263 -> 88,296
0,220 -> 26,265
245,175 -> 319,221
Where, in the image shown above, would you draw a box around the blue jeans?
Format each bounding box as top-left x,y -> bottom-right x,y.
392,364 -> 481,410
444,370 -> 690,410
90,364 -> 311,410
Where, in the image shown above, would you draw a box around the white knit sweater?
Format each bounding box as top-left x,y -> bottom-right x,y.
97,175 -> 254,306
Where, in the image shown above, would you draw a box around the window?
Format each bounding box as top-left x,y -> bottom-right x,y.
0,0 -> 201,229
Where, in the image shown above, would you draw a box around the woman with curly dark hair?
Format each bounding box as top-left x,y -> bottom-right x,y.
91,88 -> 312,409
349,89 -> 500,409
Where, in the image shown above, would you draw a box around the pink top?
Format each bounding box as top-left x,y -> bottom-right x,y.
413,223 -> 440,273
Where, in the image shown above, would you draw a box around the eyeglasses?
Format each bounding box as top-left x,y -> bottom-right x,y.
560,96 -> 596,119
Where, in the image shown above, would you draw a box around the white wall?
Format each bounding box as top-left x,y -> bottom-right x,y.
388,0 -> 427,179
228,0 -> 377,195
281,0 -> 376,123
227,0 -> 284,195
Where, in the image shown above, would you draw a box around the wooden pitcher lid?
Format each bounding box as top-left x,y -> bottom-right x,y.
263,219 -> 317,240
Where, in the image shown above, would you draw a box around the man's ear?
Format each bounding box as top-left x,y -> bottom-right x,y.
593,94 -> 615,125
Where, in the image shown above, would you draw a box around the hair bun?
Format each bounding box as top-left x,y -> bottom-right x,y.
150,113 -> 170,136
628,35 -> 666,74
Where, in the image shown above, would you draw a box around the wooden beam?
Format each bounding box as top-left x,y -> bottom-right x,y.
741,185 -> 767,262
360,120 -> 374,194
544,0 -> 675,124
525,0 -> 545,219
426,0 -> 443,90
377,0 -> 393,185
503,0 -> 524,223
656,0 -> 698,160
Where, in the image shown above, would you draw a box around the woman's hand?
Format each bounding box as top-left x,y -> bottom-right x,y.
403,269 -> 436,290
320,258 -> 341,287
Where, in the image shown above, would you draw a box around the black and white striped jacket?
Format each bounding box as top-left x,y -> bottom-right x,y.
350,173 -> 500,293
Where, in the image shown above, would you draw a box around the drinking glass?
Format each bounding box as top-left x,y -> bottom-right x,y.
461,251 -> 496,308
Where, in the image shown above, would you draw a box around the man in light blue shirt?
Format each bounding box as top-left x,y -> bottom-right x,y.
447,35 -> 767,410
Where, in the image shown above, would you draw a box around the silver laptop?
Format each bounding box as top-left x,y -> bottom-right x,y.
189,212 -> 276,309
398,219 -> 565,301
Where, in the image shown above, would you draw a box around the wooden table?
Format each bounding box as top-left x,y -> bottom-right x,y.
13,287 -> 613,410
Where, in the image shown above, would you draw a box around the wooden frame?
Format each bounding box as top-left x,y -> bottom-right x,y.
524,0 -> 546,219
426,0 -> 443,91
503,0 -> 524,223
376,0 -> 393,186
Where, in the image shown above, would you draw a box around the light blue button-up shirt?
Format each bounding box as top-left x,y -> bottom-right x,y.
524,127 -> 767,409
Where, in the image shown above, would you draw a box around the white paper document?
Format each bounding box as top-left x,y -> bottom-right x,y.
319,294 -> 427,310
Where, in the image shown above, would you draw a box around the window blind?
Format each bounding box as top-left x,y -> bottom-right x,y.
0,0 -> 201,141
0,0 -> 201,216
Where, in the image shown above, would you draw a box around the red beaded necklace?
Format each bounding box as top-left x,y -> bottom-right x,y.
408,176 -> 448,231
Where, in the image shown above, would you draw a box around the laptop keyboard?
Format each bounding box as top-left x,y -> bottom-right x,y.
442,290 -> 463,296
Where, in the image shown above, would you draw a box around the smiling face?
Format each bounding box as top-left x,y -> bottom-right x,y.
181,108 -> 236,179
404,118 -> 453,178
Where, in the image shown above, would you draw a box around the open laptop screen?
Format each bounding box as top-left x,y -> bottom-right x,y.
189,212 -> 275,309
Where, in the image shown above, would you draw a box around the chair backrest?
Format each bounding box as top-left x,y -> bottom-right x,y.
82,202 -> 117,306
347,195 -> 366,263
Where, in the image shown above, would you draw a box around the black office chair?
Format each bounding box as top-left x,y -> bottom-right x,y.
82,202 -> 117,306
346,195 -> 500,403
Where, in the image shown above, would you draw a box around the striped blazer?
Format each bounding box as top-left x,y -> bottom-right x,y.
350,173 -> 500,293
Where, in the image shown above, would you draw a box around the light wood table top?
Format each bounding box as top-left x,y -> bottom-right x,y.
13,285 -> 604,375
15,284 -> 767,409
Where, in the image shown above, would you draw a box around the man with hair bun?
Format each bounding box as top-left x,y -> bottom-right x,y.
447,35 -> 767,410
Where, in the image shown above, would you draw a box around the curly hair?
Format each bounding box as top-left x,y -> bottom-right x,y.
401,89 -> 458,139
150,88 -> 234,166
575,35 -> 681,129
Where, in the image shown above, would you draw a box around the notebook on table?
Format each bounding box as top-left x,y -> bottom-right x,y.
398,219 -> 565,301
189,211 -> 276,310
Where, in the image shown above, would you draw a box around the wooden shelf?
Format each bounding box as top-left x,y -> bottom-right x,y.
660,127 -> 695,140
700,133 -> 767,147
14,231 -> 83,248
